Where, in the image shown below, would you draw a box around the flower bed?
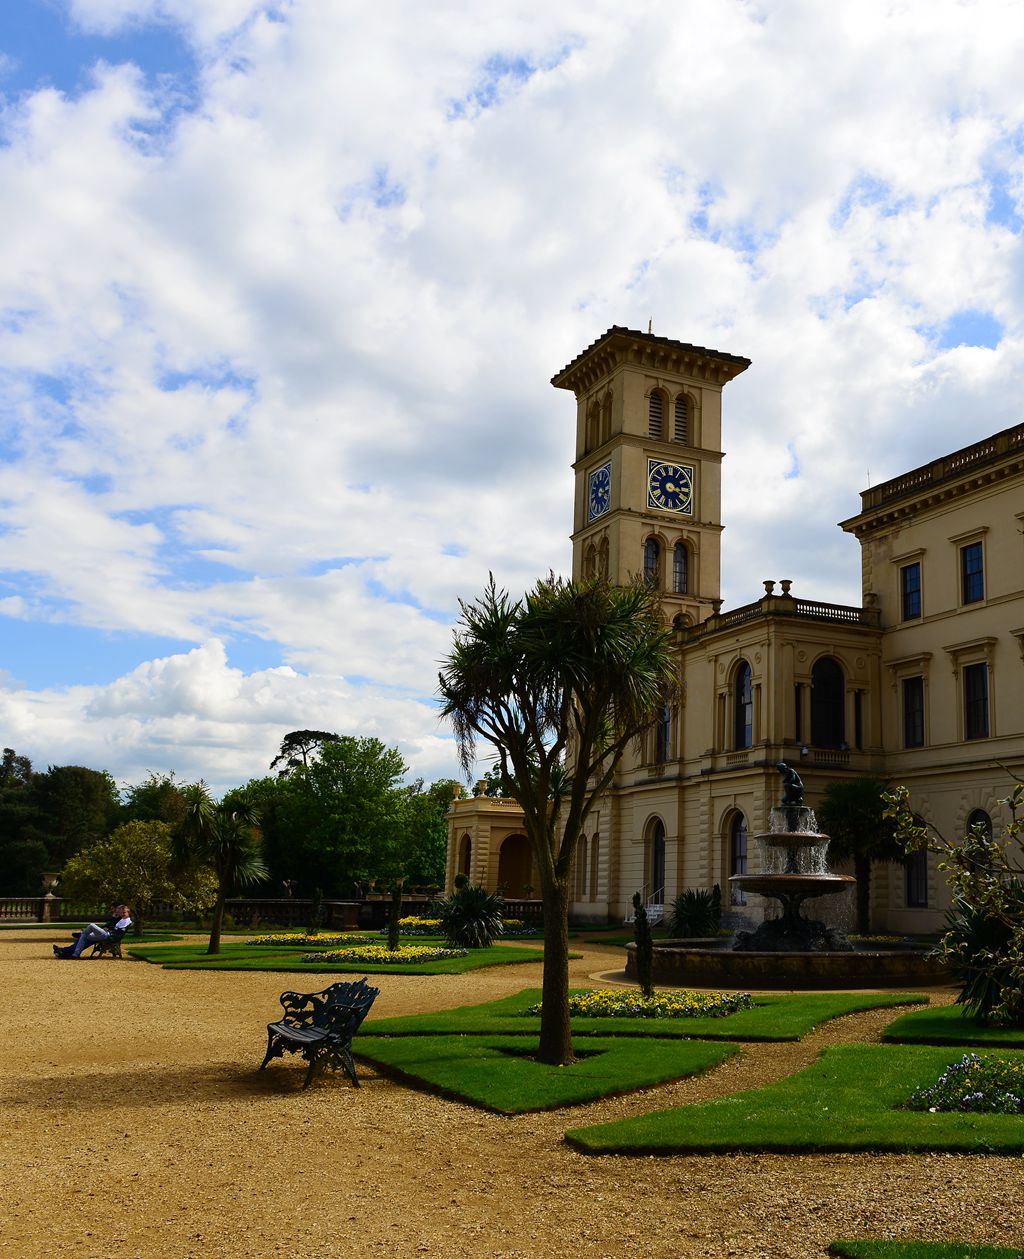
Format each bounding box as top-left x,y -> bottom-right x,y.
907,1051 -> 1024,1114
246,932 -> 367,947
524,989 -> 755,1019
304,943 -> 469,964
378,916 -> 443,936
503,918 -> 538,937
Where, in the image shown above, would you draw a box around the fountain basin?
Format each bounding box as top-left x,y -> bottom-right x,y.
625,939 -> 950,990
730,873 -> 855,899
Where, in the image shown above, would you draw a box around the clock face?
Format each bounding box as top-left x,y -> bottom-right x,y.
588,462 -> 612,521
647,459 -> 694,514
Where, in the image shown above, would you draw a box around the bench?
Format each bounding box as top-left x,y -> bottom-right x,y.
258,978 -> 380,1089
70,927 -> 127,959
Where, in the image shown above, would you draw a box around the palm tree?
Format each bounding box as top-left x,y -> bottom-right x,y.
177,783 -> 267,954
439,574 -> 676,1065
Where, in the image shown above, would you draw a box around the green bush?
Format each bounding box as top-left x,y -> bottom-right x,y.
435,883 -> 504,948
668,885 -> 722,937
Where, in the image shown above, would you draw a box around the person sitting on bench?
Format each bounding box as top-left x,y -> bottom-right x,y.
54,905 -> 132,959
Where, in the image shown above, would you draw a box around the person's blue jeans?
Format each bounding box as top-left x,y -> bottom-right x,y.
71,924 -> 110,957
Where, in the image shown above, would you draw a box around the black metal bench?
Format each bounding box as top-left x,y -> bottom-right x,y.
258,978 -> 380,1089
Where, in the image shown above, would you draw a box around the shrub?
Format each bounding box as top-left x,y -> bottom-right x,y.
632,891 -> 653,998
435,884 -> 504,948
668,886 -> 722,937
907,1052 -> 1024,1114
525,989 -> 755,1019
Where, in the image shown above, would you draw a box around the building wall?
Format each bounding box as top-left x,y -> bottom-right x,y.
446,332 -> 1024,933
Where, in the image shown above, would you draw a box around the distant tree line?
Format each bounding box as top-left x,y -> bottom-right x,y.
0,736 -> 459,907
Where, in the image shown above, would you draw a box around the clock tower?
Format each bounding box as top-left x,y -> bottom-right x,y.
551,326 -> 750,626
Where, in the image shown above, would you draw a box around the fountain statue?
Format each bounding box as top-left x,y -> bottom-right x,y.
730,762 -> 856,952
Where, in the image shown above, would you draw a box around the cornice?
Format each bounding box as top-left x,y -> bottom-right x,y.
551,326 -> 751,396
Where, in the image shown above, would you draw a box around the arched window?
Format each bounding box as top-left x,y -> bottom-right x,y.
589,834 -> 600,900
644,537 -> 661,587
654,700 -> 671,763
730,813 -> 748,905
586,402 -> 600,451
600,393 -> 612,444
648,391 -> 664,439
673,395 -> 688,443
672,542 -> 689,594
966,809 -> 993,839
584,543 -> 597,580
648,819 -> 666,904
810,656 -> 845,748
598,537 -> 609,580
734,660 -> 753,750
576,835 -> 588,900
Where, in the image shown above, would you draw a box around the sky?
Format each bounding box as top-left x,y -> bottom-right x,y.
1,0 -> 1023,797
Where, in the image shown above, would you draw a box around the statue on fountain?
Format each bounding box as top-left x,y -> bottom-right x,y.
776,761 -> 804,806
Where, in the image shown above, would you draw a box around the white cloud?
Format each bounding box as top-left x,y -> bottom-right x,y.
3,0 -> 1024,789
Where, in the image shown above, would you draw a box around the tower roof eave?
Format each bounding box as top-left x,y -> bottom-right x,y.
551,326 -> 751,394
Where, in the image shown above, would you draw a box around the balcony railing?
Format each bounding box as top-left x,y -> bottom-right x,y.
688,596 -> 879,640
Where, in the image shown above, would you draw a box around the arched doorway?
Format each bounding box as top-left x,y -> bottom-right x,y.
458,833 -> 472,879
811,656 -> 845,747
497,834 -> 532,896
647,819 -> 666,904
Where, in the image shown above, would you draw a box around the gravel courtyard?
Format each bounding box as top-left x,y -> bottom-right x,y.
4,931 -> 1023,1259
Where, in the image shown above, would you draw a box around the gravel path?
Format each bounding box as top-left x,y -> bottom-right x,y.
4,930 -> 1023,1259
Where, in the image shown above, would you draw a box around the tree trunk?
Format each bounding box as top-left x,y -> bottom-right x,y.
387,883 -> 403,951
207,891 -> 226,954
538,875 -> 573,1065
854,853 -> 871,935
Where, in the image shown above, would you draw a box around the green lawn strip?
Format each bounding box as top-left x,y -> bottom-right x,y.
366,988 -> 925,1040
354,1033 -> 736,1113
124,941 -> 556,974
565,1043 -> 1024,1155
829,1242 -> 1024,1258
882,1005 -> 1024,1048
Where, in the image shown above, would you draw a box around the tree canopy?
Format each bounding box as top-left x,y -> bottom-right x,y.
817,776 -> 904,934
439,574 -> 676,1064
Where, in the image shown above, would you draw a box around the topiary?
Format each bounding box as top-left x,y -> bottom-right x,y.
436,883 -> 505,948
632,891 -> 654,998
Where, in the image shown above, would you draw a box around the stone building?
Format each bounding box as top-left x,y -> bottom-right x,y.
446,326 -> 1024,931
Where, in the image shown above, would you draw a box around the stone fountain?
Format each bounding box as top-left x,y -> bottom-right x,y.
624,761 -> 949,988
730,762 -> 855,953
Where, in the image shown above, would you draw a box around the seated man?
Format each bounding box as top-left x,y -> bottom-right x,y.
54,904 -> 132,959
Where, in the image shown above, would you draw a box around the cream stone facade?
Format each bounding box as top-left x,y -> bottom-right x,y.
446,327 -> 1024,932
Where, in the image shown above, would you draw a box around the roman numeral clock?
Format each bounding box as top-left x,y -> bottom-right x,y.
647,459 -> 694,514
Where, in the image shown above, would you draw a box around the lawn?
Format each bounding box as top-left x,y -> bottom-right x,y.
354,1033 -> 736,1113
564,1043 -> 1024,1155
366,987 -> 926,1040
125,940 -> 558,974
882,1005 -> 1024,1048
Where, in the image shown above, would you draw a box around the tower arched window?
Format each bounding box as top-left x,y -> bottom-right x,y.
673,395 -> 688,443
648,391 -> 664,439
586,402 -> 600,451
810,656 -> 846,748
584,543 -> 597,580
600,393 -> 612,444
644,537 -> 661,588
734,660 -> 753,749
598,537 -> 609,580
672,542 -> 689,594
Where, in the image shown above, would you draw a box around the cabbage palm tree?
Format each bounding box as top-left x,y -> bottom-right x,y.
439,574 -> 676,1065
177,783 -> 267,954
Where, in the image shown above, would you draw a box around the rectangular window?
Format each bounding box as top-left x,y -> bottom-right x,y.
905,849 -> 929,908
900,562 -> 921,620
961,541 -> 984,604
964,662 -> 989,739
902,676 -> 924,748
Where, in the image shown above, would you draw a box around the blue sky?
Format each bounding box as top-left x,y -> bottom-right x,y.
1,0 -> 1023,793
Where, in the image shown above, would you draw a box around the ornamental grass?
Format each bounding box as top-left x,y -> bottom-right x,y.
907,1052 -> 1024,1114
524,989 -> 755,1019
